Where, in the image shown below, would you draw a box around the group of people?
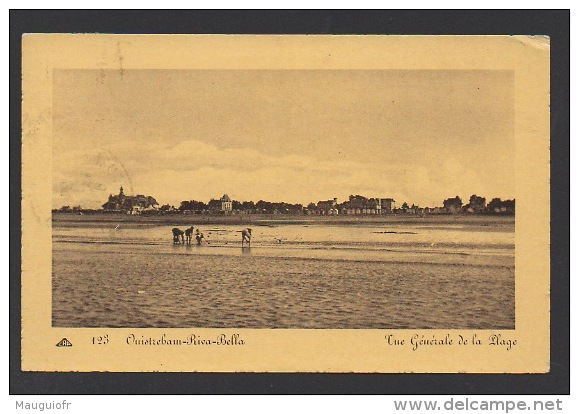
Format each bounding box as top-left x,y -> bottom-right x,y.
172,226 -> 204,245
171,226 -> 252,247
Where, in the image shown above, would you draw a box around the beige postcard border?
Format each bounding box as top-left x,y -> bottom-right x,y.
21,35 -> 550,373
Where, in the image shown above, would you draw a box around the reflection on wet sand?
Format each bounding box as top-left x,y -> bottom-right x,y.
52,217 -> 514,329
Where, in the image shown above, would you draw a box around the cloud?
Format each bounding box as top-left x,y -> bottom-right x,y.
52,70 -> 515,209
54,139 -> 400,207
53,138 -> 512,209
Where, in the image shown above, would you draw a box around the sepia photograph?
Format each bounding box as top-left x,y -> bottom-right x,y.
20,34 -> 550,373
51,69 -> 515,330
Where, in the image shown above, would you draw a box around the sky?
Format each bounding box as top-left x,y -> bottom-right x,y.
52,69 -> 514,209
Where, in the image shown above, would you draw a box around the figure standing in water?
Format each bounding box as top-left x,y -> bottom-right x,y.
185,226 -> 194,245
241,228 -> 252,247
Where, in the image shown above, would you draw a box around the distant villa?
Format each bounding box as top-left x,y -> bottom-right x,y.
340,196 -> 395,215
102,186 -> 158,214
207,194 -> 233,213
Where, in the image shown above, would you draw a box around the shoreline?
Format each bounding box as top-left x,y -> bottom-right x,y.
52,212 -> 515,228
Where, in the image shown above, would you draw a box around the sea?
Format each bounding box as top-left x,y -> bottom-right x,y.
52,217 -> 515,329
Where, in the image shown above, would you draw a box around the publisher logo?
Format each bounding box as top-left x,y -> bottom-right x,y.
56,338 -> 72,347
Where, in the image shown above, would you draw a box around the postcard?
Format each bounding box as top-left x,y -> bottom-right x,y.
21,34 -> 550,372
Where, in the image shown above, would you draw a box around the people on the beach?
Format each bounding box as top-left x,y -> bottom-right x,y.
172,227 -> 185,244
241,228 -> 252,247
195,229 -> 204,245
185,226 -> 194,245
172,227 -> 250,248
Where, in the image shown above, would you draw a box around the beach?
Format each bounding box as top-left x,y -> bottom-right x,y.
52,214 -> 515,329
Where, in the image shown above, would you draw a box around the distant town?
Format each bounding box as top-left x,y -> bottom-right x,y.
53,186 -> 515,216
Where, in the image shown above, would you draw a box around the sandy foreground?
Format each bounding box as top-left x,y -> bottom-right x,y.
52,214 -> 515,329
53,247 -> 515,329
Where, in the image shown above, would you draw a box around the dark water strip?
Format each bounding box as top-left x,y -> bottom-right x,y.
53,243 -> 514,269
52,237 -> 515,250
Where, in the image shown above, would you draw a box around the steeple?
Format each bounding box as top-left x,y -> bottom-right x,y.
119,186 -> 124,196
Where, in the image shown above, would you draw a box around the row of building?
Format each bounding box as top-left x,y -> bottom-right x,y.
87,187 -> 514,216
311,196 -> 396,215
98,188 -> 397,215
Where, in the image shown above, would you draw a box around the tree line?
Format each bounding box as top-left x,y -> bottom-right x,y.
441,195 -> 515,214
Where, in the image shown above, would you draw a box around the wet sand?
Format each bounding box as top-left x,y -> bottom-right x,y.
52,215 -> 515,329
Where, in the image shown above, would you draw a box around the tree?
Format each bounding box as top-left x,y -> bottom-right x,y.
468,194 -> 486,207
463,195 -> 486,213
443,196 -> 462,209
487,198 -> 515,214
401,202 -> 409,209
288,203 -> 304,212
487,198 -> 503,211
179,200 -> 207,211
256,200 -> 273,213
503,199 -> 515,214
179,200 -> 193,211
241,201 -> 255,211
